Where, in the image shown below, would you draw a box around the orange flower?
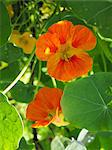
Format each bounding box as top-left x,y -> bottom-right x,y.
10,31 -> 36,54
26,87 -> 68,128
36,20 -> 96,81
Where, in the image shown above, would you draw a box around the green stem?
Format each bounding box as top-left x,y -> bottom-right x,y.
97,32 -> 112,42
12,7 -> 27,30
35,61 -> 42,93
30,56 -> 37,77
2,47 -> 35,95
51,77 -> 57,88
18,18 -> 31,31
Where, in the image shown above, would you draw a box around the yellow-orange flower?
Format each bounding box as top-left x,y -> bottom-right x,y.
26,87 -> 68,128
7,5 -> 14,18
36,20 -> 96,82
10,31 -> 36,54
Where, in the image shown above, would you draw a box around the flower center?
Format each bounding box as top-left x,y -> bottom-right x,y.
60,42 -> 74,61
19,37 -> 28,45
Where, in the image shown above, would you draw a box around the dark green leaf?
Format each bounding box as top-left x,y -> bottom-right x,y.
11,81 -> 35,103
17,137 -> 34,150
0,2 -> 11,47
0,43 -> 24,64
0,92 -> 23,150
65,0 -> 112,38
92,37 -> 112,72
61,72 -> 112,131
90,40 -> 104,73
0,61 -> 21,90
103,42 -> 112,64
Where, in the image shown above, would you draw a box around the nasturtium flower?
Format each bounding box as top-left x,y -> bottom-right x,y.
10,31 -> 36,54
7,5 -> 14,18
26,87 -> 68,128
36,20 -> 96,82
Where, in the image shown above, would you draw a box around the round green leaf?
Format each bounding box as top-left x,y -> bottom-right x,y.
0,2 -> 11,47
61,72 -> 112,131
0,92 -> 23,150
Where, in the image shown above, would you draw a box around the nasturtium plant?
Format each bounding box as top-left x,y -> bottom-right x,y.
0,0 -> 112,149
0,93 -> 23,150
61,72 -> 112,131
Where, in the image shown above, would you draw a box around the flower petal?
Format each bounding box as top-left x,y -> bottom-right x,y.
9,30 -> 21,45
32,107 -> 69,128
19,32 -> 36,54
36,32 -> 60,61
10,31 -> 36,54
52,108 -> 69,127
32,120 -> 51,128
72,25 -> 96,50
47,52 -> 93,82
48,20 -> 73,44
26,87 -> 63,127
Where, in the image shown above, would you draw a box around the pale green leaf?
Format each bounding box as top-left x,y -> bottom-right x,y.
0,92 -> 23,150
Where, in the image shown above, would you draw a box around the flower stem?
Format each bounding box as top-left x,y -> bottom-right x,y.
35,61 -> 42,93
51,77 -> 57,88
2,47 -> 35,95
97,32 -> 112,42
12,7 -> 27,30
30,56 -> 37,83
32,128 -> 38,150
